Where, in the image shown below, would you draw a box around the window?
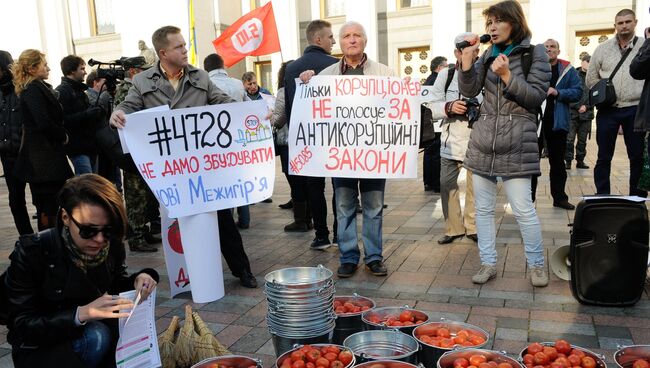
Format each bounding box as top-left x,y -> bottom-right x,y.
398,0 -> 430,9
321,0 -> 345,18
398,46 -> 431,84
89,0 -> 115,35
249,0 -> 270,9
255,61 -> 274,94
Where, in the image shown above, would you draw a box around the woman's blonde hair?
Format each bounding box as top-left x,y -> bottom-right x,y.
12,49 -> 46,95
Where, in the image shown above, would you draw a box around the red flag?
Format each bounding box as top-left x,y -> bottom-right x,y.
212,2 -> 281,67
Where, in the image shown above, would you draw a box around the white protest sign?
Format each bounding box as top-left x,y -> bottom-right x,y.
288,75 -> 421,178
122,100 -> 275,218
160,206 -> 190,298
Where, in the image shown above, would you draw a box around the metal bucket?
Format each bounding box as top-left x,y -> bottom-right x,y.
614,345 -> 650,368
354,360 -> 420,368
362,306 -> 429,336
333,294 -> 376,345
265,265 -> 333,290
438,349 -> 523,368
519,342 -> 606,368
343,330 -> 419,364
275,343 -> 356,368
412,320 -> 489,368
271,331 -> 333,357
191,355 -> 262,368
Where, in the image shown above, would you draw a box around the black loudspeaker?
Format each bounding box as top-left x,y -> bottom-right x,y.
569,198 -> 649,306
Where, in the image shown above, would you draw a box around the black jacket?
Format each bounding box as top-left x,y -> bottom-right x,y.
55,77 -> 100,155
570,67 -> 594,121
284,45 -> 338,122
632,38 -> 650,132
14,80 -> 73,183
5,226 -> 159,367
0,82 -> 22,156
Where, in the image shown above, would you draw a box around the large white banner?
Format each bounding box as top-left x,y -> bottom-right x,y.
288,75 -> 422,178
122,100 -> 275,218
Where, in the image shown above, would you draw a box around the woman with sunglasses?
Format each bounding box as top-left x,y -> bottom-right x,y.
5,174 -> 159,368
11,49 -> 73,230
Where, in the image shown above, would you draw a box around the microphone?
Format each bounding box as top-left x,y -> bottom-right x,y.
456,34 -> 491,50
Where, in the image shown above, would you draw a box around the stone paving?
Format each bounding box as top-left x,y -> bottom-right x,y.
0,132 -> 648,368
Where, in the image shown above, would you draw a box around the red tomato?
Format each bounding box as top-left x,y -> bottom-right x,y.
533,352 -> 549,366
469,335 -> 486,346
416,325 -> 438,336
440,338 -> 455,348
324,353 -> 338,363
326,346 -> 341,355
338,351 -> 353,366
293,361 -> 306,368
306,349 -> 321,363
478,362 -> 491,368
528,343 -> 545,355
571,349 -> 586,359
567,355 -> 582,367
330,361 -> 344,368
306,363 -> 315,368
632,360 -> 650,368
555,340 -> 572,355
523,354 -> 535,365
497,363 -> 514,368
581,356 -> 596,368
454,358 -> 470,368
291,350 -> 306,362
438,328 -> 451,338
333,301 -> 342,309
469,355 -> 487,366
487,361 -> 497,368
543,346 -> 559,361
555,357 -> 570,368
399,310 -> 414,322
315,358 -> 330,368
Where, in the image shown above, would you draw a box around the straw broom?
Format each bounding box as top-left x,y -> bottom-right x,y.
158,315 -> 180,368
174,305 -> 196,368
191,311 -> 218,361
193,311 -> 231,357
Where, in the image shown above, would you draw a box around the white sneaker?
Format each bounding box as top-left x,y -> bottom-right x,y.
531,266 -> 549,287
472,264 -> 497,284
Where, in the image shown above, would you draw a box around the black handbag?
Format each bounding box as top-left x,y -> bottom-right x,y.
95,123 -> 138,174
589,38 -> 637,108
419,104 -> 436,149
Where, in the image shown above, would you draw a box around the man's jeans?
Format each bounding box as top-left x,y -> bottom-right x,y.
71,321 -> 112,367
69,154 -> 97,175
333,178 -> 385,265
594,106 -> 645,196
473,174 -> 544,267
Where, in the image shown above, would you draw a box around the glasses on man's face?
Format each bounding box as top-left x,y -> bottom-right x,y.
68,214 -> 113,240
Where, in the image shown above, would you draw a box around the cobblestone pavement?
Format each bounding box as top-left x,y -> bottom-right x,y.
0,132 -> 648,367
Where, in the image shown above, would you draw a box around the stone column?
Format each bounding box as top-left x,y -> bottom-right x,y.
345,0 -> 378,61
430,0 -> 466,61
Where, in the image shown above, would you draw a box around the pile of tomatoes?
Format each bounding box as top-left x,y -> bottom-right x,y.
415,325 -> 486,348
449,354 -> 515,368
522,340 -> 599,368
632,359 -> 650,368
279,345 -> 354,368
204,363 -> 256,368
333,299 -> 372,315
365,310 -> 427,327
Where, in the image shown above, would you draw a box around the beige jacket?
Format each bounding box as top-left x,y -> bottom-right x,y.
319,58 -> 395,77
116,62 -> 233,113
586,36 -> 644,108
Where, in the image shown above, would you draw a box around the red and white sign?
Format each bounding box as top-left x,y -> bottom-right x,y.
213,2 -> 280,67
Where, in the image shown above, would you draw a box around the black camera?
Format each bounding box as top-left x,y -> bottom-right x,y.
88,58 -> 127,92
464,97 -> 481,128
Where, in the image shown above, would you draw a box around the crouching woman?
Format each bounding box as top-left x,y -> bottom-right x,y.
5,174 -> 159,367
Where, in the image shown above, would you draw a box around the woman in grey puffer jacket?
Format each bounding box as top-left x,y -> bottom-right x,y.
458,0 -> 550,287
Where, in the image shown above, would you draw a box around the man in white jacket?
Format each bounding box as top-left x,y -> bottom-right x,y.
426,32 -> 480,245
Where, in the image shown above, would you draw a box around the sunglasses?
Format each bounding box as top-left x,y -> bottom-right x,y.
68,215 -> 113,240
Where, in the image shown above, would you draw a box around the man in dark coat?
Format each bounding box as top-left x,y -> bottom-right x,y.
283,19 -> 339,249
632,27 -> 650,133
422,56 -> 448,193
0,50 -> 34,235
566,54 -> 594,170
56,55 -> 102,175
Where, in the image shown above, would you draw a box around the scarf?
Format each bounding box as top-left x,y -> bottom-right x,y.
491,42 -> 519,58
62,226 -> 110,272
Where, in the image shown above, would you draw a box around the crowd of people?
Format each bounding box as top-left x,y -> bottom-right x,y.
0,1 -> 649,365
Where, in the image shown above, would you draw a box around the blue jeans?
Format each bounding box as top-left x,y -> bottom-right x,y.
70,321 -> 112,367
69,154 -> 97,175
236,205 -> 250,225
472,174 -> 544,267
333,178 -> 385,265
594,106 -> 645,196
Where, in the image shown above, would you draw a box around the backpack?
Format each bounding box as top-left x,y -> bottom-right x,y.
0,228 -> 59,325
